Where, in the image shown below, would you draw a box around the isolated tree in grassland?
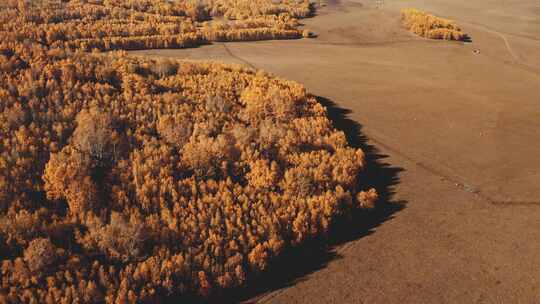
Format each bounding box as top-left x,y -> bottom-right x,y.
357,188 -> 378,209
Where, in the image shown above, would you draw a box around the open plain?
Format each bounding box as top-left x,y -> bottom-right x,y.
131,0 -> 540,303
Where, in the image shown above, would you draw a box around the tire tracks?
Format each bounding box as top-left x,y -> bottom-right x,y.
221,42 -> 258,69
460,21 -> 521,63
363,130 -> 540,207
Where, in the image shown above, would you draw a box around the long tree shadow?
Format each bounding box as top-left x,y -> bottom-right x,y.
173,96 -> 405,304
315,96 -> 405,246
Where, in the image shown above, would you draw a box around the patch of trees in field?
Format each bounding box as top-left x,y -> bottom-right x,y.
401,8 -> 466,41
0,36 -> 376,302
0,0 -> 312,51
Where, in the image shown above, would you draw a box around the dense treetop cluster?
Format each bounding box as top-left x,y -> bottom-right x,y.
401,8 -> 466,41
0,31 -> 376,302
0,0 -> 313,51
0,1 -> 375,302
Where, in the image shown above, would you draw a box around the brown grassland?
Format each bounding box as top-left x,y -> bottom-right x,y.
0,0 -> 378,303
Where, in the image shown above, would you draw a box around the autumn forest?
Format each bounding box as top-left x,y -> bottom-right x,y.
0,0 -> 378,302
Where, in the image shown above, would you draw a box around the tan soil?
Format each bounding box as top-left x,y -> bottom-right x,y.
132,0 -> 540,302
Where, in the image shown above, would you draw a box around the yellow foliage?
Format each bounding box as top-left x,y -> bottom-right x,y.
0,0 -> 313,51
0,2 -> 375,300
23,238 -> 57,272
357,188 -> 378,209
401,8 -> 466,41
247,159 -> 279,190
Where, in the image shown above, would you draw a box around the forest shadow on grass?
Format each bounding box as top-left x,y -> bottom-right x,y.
168,96 -> 405,304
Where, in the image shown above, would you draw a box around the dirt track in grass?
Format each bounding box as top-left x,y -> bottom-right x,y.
132,0 -> 540,302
